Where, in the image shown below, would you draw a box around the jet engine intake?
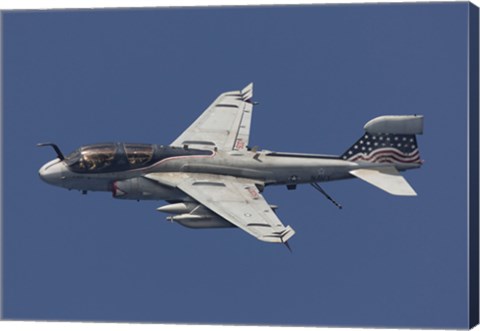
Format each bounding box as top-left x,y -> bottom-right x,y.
112,177 -> 184,200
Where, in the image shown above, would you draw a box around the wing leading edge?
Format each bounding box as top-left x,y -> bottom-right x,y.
146,172 -> 295,243
170,83 -> 254,151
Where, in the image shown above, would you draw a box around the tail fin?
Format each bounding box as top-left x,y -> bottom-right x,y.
341,115 -> 423,165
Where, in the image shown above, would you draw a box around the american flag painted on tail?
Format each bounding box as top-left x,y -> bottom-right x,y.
341,133 -> 421,164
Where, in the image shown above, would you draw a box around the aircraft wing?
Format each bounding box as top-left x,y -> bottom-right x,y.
145,172 -> 295,243
170,83 -> 254,151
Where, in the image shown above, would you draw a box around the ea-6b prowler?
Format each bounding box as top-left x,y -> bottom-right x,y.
39,83 -> 423,247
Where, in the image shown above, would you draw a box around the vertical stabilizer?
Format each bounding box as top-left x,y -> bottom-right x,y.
342,115 -> 423,165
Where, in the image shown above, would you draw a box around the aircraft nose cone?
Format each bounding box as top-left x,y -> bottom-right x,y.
39,159 -> 64,185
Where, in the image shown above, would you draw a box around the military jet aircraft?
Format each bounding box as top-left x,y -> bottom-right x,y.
39,83 -> 423,247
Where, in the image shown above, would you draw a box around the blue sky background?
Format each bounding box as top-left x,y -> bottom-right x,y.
1,3 -> 473,328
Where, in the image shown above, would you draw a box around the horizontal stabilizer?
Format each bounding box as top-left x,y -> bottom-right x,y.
349,167 -> 417,196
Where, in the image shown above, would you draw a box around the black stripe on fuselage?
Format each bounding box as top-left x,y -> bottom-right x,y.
265,152 -> 341,160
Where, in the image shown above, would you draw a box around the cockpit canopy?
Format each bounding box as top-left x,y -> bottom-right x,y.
65,143 -> 155,173
64,143 -> 211,173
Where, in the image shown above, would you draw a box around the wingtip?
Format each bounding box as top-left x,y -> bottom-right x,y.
243,82 -> 253,89
241,83 -> 253,101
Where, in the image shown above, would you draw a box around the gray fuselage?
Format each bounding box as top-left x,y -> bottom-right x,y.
39,145 -> 418,201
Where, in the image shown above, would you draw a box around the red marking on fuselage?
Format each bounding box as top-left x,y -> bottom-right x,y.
235,139 -> 245,150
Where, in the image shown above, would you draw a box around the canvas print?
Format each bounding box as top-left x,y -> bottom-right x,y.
2,2 -> 478,329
